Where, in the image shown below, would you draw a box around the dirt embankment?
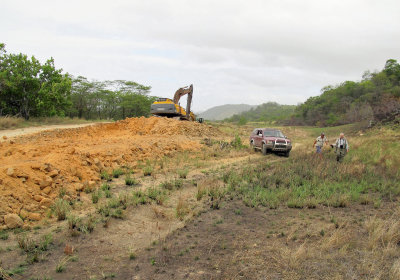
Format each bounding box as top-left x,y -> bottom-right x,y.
0,117 -> 218,228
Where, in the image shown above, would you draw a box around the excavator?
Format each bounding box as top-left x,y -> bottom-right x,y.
150,84 -> 197,121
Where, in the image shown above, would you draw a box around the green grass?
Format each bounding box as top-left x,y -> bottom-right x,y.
223,128 -> 400,209
112,168 -> 124,178
177,168 -> 189,179
7,263 -> 27,276
101,183 -> 111,191
91,189 -> 102,204
100,171 -> 112,182
0,230 -> 9,240
16,233 -> 53,264
143,165 -> 153,176
129,252 -> 136,260
125,175 -> 137,186
52,199 -> 71,221
146,187 -> 166,205
160,179 -> 183,190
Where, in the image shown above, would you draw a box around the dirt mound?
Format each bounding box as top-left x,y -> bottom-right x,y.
0,117 -> 219,228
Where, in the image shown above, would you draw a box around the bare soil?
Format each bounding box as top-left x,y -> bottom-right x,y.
0,117 -> 219,228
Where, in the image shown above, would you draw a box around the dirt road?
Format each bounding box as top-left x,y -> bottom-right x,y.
0,123 -> 99,141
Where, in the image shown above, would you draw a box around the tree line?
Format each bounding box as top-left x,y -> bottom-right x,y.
225,59 -> 400,127
0,43 -> 155,120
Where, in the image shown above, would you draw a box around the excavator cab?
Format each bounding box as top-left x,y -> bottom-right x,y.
150,84 -> 196,121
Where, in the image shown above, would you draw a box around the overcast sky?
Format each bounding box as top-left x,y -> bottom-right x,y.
1,0 -> 400,111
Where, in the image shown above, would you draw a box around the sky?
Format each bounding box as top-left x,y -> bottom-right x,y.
1,0 -> 400,112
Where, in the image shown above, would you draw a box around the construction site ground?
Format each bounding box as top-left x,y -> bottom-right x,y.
0,119 -> 398,280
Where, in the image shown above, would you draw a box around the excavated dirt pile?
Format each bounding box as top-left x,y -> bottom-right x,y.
0,117 -> 219,228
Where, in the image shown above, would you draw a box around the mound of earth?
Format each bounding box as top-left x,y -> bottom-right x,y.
0,117 -> 219,228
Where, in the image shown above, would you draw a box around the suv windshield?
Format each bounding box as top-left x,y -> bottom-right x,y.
263,130 -> 284,138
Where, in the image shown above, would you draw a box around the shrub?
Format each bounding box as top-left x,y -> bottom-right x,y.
231,134 -> 246,149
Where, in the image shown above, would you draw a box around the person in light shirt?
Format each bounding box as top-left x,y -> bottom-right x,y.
313,132 -> 329,158
334,133 -> 350,162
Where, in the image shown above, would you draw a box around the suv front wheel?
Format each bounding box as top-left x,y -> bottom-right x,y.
262,143 -> 267,155
250,140 -> 257,152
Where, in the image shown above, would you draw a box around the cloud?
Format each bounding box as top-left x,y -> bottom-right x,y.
1,0 -> 400,111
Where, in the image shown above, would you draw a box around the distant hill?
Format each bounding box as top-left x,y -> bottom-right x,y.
198,104 -> 256,120
226,102 -> 296,123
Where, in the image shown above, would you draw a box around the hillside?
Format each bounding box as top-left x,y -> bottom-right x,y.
289,59 -> 400,126
198,104 -> 256,120
226,102 -> 296,123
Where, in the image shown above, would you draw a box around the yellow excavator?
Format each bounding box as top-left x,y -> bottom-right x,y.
150,84 -> 196,121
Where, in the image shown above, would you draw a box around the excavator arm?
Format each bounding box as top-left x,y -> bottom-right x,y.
173,84 -> 193,120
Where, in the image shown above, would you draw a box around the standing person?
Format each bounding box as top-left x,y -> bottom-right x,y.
313,133 -> 329,158
335,133 -> 349,162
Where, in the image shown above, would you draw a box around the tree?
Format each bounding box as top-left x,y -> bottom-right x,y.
0,43 -> 71,119
69,77 -> 154,120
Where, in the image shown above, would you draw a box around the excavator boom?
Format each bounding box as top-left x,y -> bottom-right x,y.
173,84 -> 193,120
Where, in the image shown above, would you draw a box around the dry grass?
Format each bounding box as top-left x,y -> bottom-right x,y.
0,116 -> 24,129
365,211 -> 400,250
0,116 -> 103,130
176,197 -> 190,221
272,208 -> 400,279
